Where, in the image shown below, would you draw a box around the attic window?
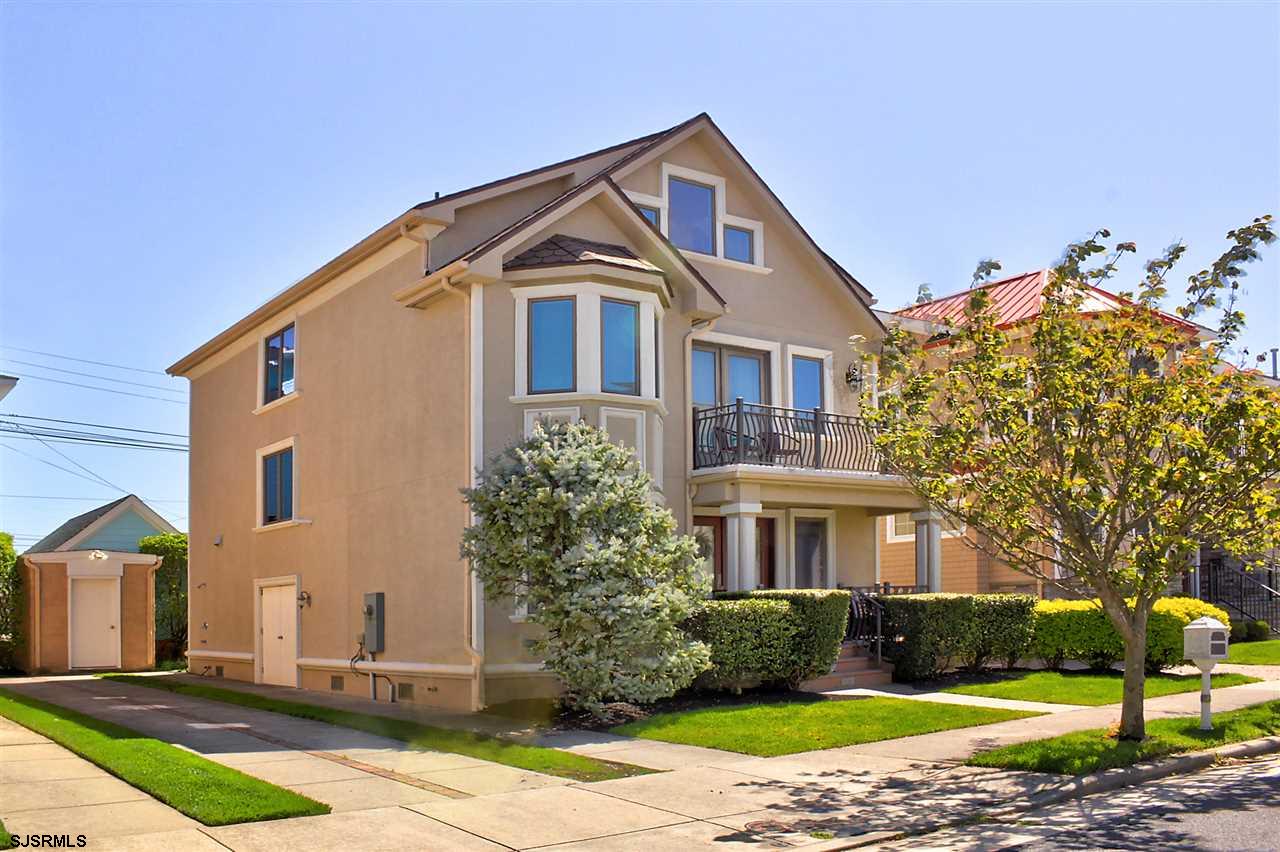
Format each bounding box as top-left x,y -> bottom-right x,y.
668,177 -> 715,255
724,226 -> 754,264
636,205 -> 660,229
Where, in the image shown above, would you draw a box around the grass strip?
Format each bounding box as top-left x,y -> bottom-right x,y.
104,675 -> 649,782
0,688 -> 328,825
0,818 -> 10,850
968,699 -> 1280,774
613,696 -> 1040,757
1228,639 -> 1280,666
941,670 -> 1260,706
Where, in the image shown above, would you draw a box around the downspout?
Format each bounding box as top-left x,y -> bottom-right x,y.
684,318 -> 718,527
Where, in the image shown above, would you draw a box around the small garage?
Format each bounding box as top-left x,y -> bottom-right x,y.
19,494 -> 178,673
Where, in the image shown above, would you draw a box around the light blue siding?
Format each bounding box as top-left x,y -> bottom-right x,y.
77,509 -> 165,553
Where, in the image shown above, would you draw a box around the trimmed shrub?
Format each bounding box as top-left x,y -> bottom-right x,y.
881,593 -> 1037,680
685,598 -> 797,691
690,589 -> 850,690
1031,597 -> 1231,672
1231,619 -> 1251,643
1246,620 -> 1272,642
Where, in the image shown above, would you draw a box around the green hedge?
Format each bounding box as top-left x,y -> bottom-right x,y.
880,594 -> 1037,681
1032,597 -> 1232,672
687,590 -> 849,691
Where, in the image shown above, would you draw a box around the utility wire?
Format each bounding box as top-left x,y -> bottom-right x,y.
0,432 -> 188,452
6,422 -> 127,492
0,345 -> 169,376
1,359 -> 187,394
3,373 -> 186,405
0,414 -> 187,439
0,494 -> 186,503
0,422 -> 188,450
0,443 -> 129,490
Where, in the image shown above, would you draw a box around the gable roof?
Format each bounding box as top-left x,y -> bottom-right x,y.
23,494 -> 179,555
505,234 -> 662,274
894,269 -> 1205,336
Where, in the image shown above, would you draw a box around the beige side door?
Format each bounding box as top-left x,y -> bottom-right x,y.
70,577 -> 119,669
259,584 -> 297,686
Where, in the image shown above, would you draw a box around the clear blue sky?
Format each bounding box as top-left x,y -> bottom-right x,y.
2,2 -> 1277,547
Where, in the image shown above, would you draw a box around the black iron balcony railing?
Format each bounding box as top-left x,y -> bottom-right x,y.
692,398 -> 885,474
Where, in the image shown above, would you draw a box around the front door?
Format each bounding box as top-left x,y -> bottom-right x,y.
69,577 -> 118,669
794,518 -> 830,589
259,584 -> 297,686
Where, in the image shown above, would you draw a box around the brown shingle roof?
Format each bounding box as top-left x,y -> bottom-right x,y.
23,495 -> 133,555
505,234 -> 663,274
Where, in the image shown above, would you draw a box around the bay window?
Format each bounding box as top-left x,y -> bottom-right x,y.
601,298 -> 640,395
528,297 -> 576,394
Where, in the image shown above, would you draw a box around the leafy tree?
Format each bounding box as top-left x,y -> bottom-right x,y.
0,531 -> 19,670
462,420 -> 711,715
862,217 -> 1279,740
138,532 -> 188,657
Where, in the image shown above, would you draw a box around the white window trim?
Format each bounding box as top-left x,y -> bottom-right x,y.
885,513 -> 966,543
523,407 -> 581,438
254,316 -> 299,414
253,574 -> 300,687
624,164 -> 770,273
784,344 -> 835,412
513,282 -> 664,401
691,329 -> 783,406
599,406 -> 646,469
788,508 -> 837,589
254,436 -> 308,532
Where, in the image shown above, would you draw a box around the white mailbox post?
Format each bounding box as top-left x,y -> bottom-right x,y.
1183,616 -> 1230,731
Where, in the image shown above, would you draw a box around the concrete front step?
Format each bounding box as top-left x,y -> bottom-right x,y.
798,669 -> 894,692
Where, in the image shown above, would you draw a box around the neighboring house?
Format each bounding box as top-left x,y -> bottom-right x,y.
0,374 -> 17,403
168,113 -> 946,711
875,269 -> 1278,619
19,494 -> 176,672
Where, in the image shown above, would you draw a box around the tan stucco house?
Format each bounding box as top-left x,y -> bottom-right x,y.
169,113 -> 952,711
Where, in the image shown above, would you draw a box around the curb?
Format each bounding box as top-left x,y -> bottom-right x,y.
803,735 -> 1280,851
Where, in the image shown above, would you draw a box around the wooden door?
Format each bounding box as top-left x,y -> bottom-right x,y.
70,577 -> 118,669
692,516 -> 725,592
756,518 -> 776,588
259,584 -> 297,686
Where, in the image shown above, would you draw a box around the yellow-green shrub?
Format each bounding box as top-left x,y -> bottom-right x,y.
1032,597 -> 1231,672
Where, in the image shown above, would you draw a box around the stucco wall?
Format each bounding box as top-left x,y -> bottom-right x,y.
36,563 -> 68,671
121,563 -> 155,670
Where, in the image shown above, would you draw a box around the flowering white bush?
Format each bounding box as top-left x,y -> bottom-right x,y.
462,420 -> 711,714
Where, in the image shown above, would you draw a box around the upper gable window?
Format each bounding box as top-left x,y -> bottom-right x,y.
724,226 -> 754,264
668,177 -> 715,255
636,205 -> 661,229
263,324 -> 295,405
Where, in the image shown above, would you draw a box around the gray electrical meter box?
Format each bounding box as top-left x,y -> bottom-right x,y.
362,592 -> 385,654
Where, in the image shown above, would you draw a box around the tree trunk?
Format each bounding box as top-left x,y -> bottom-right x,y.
1118,611 -> 1149,741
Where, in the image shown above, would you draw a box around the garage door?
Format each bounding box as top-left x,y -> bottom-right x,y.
70,577 -> 118,669
259,584 -> 297,686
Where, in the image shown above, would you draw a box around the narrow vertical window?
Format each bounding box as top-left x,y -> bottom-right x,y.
692,347 -> 718,408
528,298 -> 575,394
263,324 -> 295,405
653,315 -> 661,399
601,298 -> 640,395
262,447 -> 293,525
668,177 -> 715,254
792,356 -> 824,411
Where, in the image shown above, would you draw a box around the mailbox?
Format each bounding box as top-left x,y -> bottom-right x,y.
1183,616 -> 1230,663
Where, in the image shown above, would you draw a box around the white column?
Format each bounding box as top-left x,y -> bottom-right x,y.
912,509 -> 944,592
721,502 -> 762,591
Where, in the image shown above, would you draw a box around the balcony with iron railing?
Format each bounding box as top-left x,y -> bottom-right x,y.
692,397 -> 886,474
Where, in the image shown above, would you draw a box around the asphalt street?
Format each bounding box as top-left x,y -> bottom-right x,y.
873,754 -> 1280,851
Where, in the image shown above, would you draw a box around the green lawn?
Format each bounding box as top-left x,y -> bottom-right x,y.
941,670 -> 1260,706
104,675 -> 647,782
969,699 -> 1280,774
612,696 -> 1040,757
1228,639 -> 1280,665
0,689 -> 327,825
0,818 -> 10,850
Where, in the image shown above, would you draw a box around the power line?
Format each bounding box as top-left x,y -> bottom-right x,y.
0,422 -> 188,451
0,494 -> 187,503
0,345 -> 169,376
5,422 -> 127,492
2,359 -> 187,394
0,443 -> 129,492
0,432 -> 188,452
3,373 -> 186,405
1,414 -> 187,439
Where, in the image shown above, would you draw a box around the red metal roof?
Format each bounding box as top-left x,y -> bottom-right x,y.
894,269 -> 1198,333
